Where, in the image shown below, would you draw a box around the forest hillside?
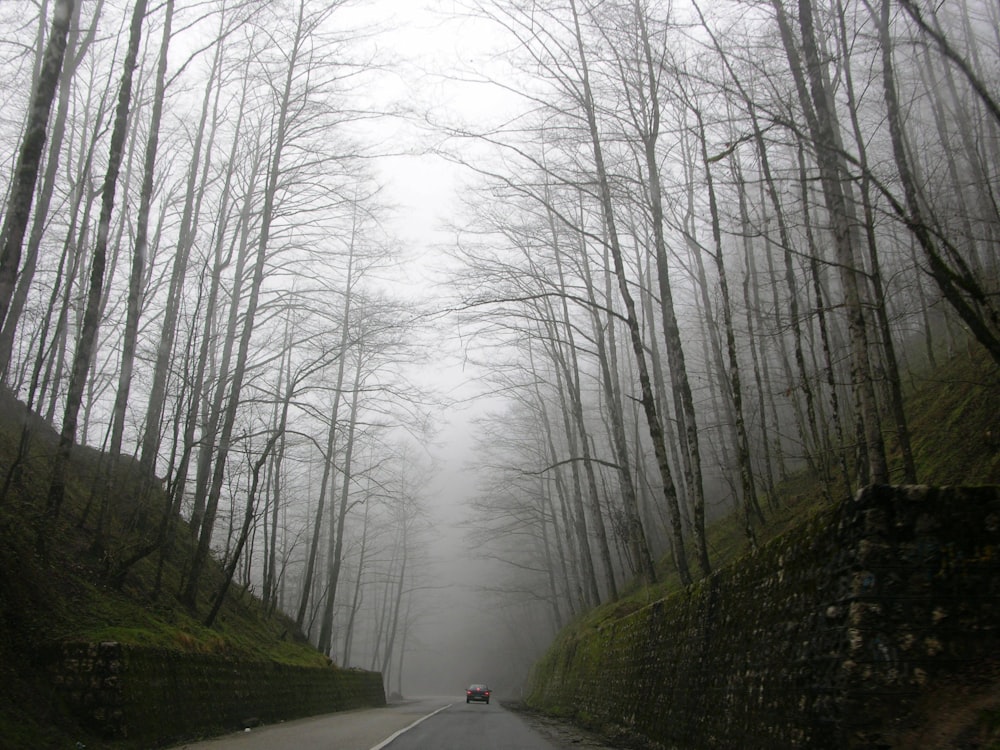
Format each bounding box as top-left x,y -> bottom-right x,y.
0,387 -> 329,749
553,343 -> 1000,627
0,344 -> 997,749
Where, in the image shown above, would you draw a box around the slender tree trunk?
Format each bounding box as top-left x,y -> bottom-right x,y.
183,2 -> 308,607
569,0 -> 690,586
318,352 -> 363,654
529,340 -> 580,618
734,161 -> 779,507
835,0 -> 915,483
0,0 -> 75,334
297,245 -> 356,629
204,430 -> 281,628
264,317 -> 294,612
342,496 -> 371,665
139,12 -> 227,476
569,205 -> 655,585
549,321 -> 602,606
186,150 -> 258,539
691,105 -> 762,543
380,514 -> 408,679
46,0 -> 148,522
547,242 -> 618,601
536,473 -> 564,630
629,0 -> 709,576
874,0 -> 999,368
775,0 -> 889,483
797,145 -> 852,496
0,0 -> 96,379
93,0 -> 175,548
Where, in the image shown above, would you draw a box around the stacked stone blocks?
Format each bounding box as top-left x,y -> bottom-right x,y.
49,642 -> 385,746
525,484 -> 1000,749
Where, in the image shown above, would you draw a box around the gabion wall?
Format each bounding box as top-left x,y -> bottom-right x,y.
50,642 -> 385,746
525,485 -> 1000,749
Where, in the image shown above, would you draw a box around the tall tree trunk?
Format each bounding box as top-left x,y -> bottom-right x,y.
183,1 -> 308,607
874,0 -> 1000,366
574,211 -> 655,584
0,0 -> 98,379
139,11 -> 227,476
797,145 -> 852,496
569,0 -> 690,586
690,105 -> 761,545
204,429 -> 281,628
0,0 -> 75,334
774,0 -> 889,483
95,0 -> 175,546
172,72 -> 249,546
296,243 -> 356,629
264,316 -> 294,612
630,0 -> 709,576
834,0 -> 915,483
536,473 -> 564,630
342,495 -> 371,665
529,340 -> 580,618
46,0 -> 148,521
318,352 -> 363,654
547,242 -> 618,601
734,161 -> 779,507
547,323 -> 601,607
380,512 -> 408,679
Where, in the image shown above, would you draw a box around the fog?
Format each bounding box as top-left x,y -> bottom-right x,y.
351,2 -> 553,698
2,0 -> 989,711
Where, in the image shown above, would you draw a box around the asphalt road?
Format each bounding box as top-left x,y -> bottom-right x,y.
168,697 -> 450,750
377,699 -> 560,750
167,696 -> 626,750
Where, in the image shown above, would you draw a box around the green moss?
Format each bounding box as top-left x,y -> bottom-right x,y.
0,389 -> 345,748
524,352 -> 1000,743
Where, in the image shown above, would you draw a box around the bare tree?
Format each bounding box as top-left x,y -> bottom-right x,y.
46,0 -> 149,522
772,0 -> 888,484
0,0 -> 76,336
566,0 -> 691,584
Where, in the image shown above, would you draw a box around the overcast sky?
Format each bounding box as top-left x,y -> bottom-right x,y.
345,0 -> 533,696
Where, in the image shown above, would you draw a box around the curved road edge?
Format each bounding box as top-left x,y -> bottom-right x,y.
168,698 -> 455,750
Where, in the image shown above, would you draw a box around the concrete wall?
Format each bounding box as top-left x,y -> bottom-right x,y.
525,485 -> 1000,749
49,642 -> 385,747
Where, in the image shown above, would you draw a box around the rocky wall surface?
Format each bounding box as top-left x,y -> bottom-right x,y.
524,484 -> 1000,749
49,642 -> 385,747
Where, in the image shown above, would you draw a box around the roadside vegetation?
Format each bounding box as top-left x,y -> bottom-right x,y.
578,343 -> 999,627
518,344 -> 1000,748
0,389 -> 328,749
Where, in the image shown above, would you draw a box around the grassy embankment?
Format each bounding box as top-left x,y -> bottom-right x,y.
526,345 -> 1000,747
591,344 -> 1000,625
0,390 -> 327,748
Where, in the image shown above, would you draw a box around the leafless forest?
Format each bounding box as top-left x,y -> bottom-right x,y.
0,0 -> 997,693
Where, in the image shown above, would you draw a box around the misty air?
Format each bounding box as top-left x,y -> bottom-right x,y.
0,1 -> 998,749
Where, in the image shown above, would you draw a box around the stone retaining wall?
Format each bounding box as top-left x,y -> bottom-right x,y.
525,485 -> 1000,749
49,642 -> 385,747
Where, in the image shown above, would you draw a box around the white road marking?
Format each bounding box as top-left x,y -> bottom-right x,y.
368,703 -> 454,750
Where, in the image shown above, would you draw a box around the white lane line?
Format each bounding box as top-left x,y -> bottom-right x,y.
368,703 -> 453,750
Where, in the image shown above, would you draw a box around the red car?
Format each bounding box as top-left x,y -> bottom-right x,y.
466,684 -> 491,704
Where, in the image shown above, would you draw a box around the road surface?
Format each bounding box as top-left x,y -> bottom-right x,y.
167,696 -> 623,750
375,698 -> 559,749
